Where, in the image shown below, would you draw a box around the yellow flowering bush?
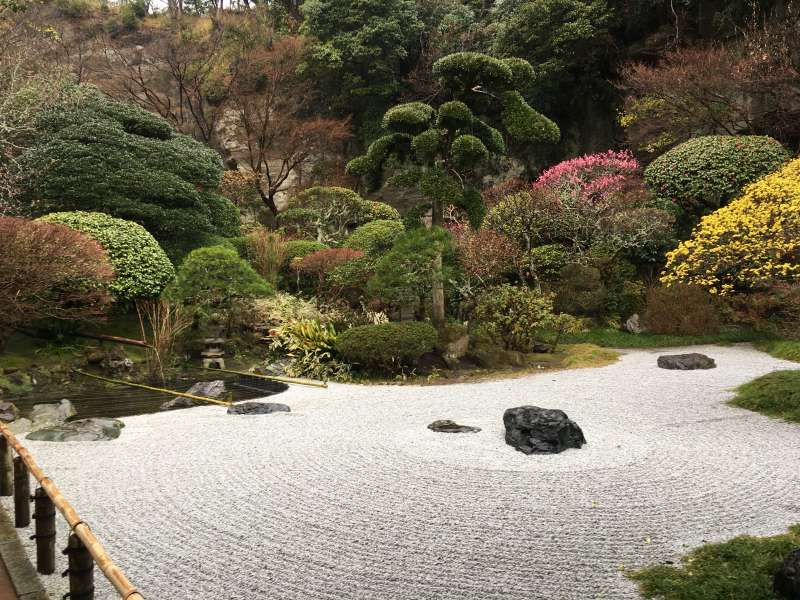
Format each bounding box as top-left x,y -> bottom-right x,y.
661,158 -> 800,294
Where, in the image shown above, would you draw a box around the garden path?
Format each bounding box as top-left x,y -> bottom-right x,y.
8,345 -> 800,599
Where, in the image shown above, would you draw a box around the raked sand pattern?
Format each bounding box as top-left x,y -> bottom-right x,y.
5,345 -> 800,599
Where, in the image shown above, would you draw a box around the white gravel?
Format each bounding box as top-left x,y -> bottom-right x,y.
5,344 -> 800,600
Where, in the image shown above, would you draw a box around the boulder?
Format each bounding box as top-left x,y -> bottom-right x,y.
8,418 -> 32,435
443,334 -> 470,369
624,314 -> 644,334
227,402 -> 290,415
657,353 -> 716,370
427,420 -> 481,434
774,548 -> 800,599
0,402 -> 18,423
503,406 -> 586,455
29,399 -> 76,430
160,380 -> 226,411
26,418 -> 125,442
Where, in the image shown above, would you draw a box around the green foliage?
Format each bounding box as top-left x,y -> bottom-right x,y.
554,263 -> 608,317
469,119 -> 506,154
451,134 -> 489,170
730,371 -> 800,423
526,244 -> 571,282
629,524 -> 800,600
475,284 -> 567,352
39,211 -> 174,302
432,52 -> 514,97
501,57 -> 536,89
18,87 -> 236,259
300,0 -> 423,122
501,91 -> 560,144
437,101 -> 473,130
336,321 -> 438,372
282,240 -> 329,266
561,327 -> 767,349
456,186 -> 486,229
755,340 -> 800,363
169,245 -> 273,309
269,319 -> 350,381
368,227 -> 455,311
382,102 -> 435,134
343,220 -> 406,256
281,186 -> 399,244
644,135 -> 790,222
412,129 -> 444,162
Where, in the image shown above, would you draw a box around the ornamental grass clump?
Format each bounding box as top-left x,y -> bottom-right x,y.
661,157 -> 800,294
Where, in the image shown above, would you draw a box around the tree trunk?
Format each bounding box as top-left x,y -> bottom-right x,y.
256,180 -> 279,217
430,196 -> 445,328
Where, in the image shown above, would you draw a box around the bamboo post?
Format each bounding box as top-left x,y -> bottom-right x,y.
13,456 -> 30,527
201,365 -> 329,388
63,533 -> 95,600
0,437 -> 12,496
31,487 -> 56,574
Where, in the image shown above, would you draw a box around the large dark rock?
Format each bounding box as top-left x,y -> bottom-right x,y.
657,353 -> 716,370
503,406 -> 586,455
160,380 -> 226,411
227,402 -> 290,415
775,549 -> 800,599
427,420 -> 481,434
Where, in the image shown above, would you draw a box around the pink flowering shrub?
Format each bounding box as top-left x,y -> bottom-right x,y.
534,150 -> 640,208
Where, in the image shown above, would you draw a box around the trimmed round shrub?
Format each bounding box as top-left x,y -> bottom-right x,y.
343,220 -> 405,256
644,135 -> 790,220
170,245 -> 273,307
451,134 -> 489,169
282,240 -> 329,267
437,101 -> 473,130
362,200 -> 401,222
39,211 -> 175,301
336,321 -> 438,371
382,102 -> 435,135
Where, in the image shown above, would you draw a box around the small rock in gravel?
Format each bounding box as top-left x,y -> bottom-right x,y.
161,380 -> 226,411
26,418 -> 124,442
0,402 -> 18,423
657,353 -> 716,370
227,402 -> 290,415
775,548 -> 800,599
427,420 -> 481,433
504,406 -> 586,454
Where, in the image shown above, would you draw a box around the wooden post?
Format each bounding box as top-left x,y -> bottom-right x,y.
13,457 -> 30,527
0,437 -> 12,496
63,533 -> 94,600
31,487 -> 55,574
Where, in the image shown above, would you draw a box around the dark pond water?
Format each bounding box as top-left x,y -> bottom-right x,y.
6,370 -> 289,420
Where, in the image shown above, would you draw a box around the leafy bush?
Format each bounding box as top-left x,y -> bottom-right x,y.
724,283 -> 800,339
343,220 -> 405,256
642,284 -> 720,336
475,284 -> 572,352
40,211 -> 175,302
0,217 -> 113,346
525,244 -> 571,283
327,256 -> 376,305
291,248 -> 364,296
169,246 -> 273,312
554,264 -> 608,318
19,87 -> 237,260
450,224 -> 520,289
252,293 -> 331,327
336,321 -> 438,372
535,150 -> 641,205
280,186 -> 399,245
282,240 -> 329,266
644,135 -> 790,222
661,158 -> 800,294
269,319 -> 350,381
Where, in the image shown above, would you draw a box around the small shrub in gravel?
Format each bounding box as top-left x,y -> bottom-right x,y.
336,321 -> 438,372
643,284 -> 720,336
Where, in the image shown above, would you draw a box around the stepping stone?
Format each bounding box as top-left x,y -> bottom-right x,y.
657,353 -> 716,370
427,420 -> 481,433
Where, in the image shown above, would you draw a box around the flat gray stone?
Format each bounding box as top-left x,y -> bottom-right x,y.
427,420 -> 481,433
26,418 -> 124,442
161,380 -> 226,411
227,402 -> 290,415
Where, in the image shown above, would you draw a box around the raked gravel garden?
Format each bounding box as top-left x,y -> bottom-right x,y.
5,344 -> 800,600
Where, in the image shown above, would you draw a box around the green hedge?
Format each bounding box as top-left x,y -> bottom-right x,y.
343,220 -> 405,256
336,321 -> 438,371
39,211 -> 174,301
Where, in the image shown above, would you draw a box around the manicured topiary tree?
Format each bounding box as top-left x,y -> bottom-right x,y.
39,211 -> 175,302
661,158 -> 800,294
18,86 -> 240,259
644,135 -> 790,226
343,220 -> 406,257
347,52 -> 560,323
278,186 -> 400,245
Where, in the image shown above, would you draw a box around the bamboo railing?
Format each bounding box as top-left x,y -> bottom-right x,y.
201,365 -> 329,389
0,423 -> 144,599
